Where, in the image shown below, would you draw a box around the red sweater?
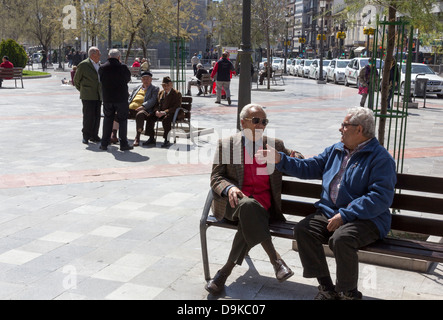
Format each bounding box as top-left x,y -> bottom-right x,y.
242,147 -> 271,210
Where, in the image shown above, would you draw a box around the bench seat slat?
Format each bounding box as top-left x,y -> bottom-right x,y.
382,237 -> 443,253
363,240 -> 443,263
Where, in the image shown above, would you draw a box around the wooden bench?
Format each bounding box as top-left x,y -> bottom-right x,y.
0,67 -> 24,88
153,96 -> 195,145
200,173 -> 443,281
200,73 -> 213,96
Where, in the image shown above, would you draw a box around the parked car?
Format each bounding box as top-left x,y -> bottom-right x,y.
289,59 -> 301,76
272,58 -> 284,71
285,58 -> 293,74
301,59 -> 313,78
344,58 -> 383,86
399,63 -> 443,98
309,59 -> 331,79
326,59 -> 351,84
296,59 -> 306,77
32,52 -> 42,63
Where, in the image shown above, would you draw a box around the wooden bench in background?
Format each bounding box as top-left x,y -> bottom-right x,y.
200,173 -> 443,280
0,67 -> 24,88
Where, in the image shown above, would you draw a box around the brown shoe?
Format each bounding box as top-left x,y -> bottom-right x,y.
204,270 -> 229,295
273,259 -> 294,282
110,136 -> 119,144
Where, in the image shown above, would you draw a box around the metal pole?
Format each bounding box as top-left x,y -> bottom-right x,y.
284,19 -> 288,74
318,5 -> 325,84
237,0 -> 252,131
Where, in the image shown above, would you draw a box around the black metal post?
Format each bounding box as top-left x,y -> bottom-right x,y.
237,0 -> 252,131
318,4 -> 325,84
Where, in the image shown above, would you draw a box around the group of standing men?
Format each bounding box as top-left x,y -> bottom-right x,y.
73,47 -> 182,151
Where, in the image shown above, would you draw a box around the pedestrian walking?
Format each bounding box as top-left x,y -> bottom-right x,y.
211,52 -> 235,105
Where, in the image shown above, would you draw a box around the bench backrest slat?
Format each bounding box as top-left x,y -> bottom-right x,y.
391,215 -> 443,237
396,173 -> 443,193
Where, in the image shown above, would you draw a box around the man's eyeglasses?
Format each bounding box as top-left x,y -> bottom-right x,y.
244,117 -> 269,126
341,122 -> 358,129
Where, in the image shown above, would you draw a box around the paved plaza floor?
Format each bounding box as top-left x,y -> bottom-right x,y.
0,66 -> 442,302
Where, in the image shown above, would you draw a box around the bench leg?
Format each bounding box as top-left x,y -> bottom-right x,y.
200,223 -> 211,281
200,190 -> 214,280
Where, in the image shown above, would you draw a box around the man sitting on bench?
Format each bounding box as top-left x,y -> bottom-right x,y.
256,107 -> 397,300
0,56 -> 14,88
206,103 -> 304,296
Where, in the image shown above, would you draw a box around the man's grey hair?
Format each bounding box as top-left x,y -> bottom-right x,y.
240,103 -> 266,120
88,47 -> 100,57
347,107 -> 376,139
108,49 -> 121,59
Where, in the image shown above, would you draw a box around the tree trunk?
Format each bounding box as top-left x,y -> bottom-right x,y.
378,4 -> 396,146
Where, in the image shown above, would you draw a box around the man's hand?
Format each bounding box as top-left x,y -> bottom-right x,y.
156,111 -> 166,118
255,144 -> 281,164
327,213 -> 344,232
228,186 -> 245,208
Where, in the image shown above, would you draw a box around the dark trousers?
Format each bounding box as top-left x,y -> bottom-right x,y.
225,197 -> 271,266
293,210 -> 379,292
82,100 -> 101,140
145,113 -> 174,140
102,101 -> 130,147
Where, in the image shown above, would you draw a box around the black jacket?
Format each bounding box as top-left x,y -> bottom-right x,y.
99,58 -> 131,103
215,58 -> 235,82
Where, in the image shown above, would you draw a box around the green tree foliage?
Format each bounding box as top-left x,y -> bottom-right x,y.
0,39 -> 28,68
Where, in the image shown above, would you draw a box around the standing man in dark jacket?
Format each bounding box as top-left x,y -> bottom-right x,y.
74,47 -> 102,145
98,49 -> 133,151
210,52 -> 235,105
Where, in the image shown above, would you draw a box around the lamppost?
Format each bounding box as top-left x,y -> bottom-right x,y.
284,17 -> 290,75
237,0 -> 252,131
317,0 -> 326,84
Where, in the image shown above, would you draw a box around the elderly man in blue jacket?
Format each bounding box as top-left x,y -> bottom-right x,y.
256,107 -> 397,300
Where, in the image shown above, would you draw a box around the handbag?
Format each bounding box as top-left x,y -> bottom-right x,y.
358,86 -> 368,95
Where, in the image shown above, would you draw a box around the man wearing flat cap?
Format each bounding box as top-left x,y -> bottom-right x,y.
143,76 -> 182,148
130,71 -> 160,146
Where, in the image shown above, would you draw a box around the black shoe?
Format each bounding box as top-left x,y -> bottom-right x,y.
82,138 -> 89,145
197,91 -> 202,96
99,145 -> 108,151
186,91 -> 191,96
90,136 -> 101,143
142,137 -> 156,146
339,289 -> 363,300
120,145 -> 134,151
215,101 -> 221,104
227,97 -> 231,105
161,140 -> 171,148
314,285 -> 339,300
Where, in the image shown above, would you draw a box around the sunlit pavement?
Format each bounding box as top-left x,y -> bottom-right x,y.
0,67 -> 441,300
